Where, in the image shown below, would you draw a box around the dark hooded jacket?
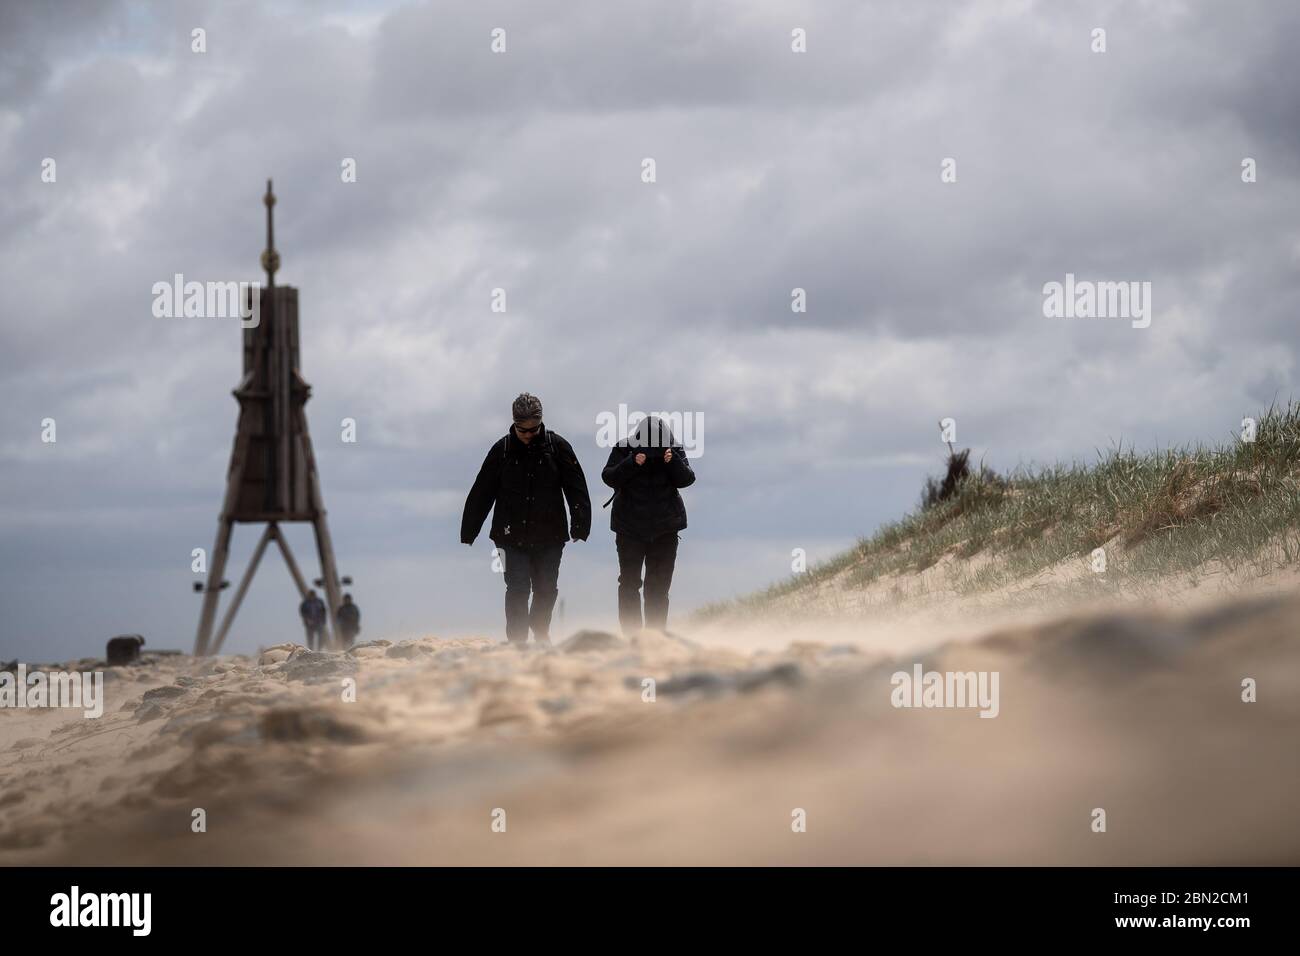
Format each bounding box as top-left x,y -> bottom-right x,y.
461,424 -> 591,549
336,601 -> 360,632
601,416 -> 695,541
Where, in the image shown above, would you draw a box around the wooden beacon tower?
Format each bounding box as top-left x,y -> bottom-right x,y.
193,181 -> 344,656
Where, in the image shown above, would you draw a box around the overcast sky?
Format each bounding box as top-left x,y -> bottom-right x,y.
2,0 -> 1297,660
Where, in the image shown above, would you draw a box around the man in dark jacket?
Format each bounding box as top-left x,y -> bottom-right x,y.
299,589 -> 326,650
461,393 -> 591,647
601,415 -> 695,635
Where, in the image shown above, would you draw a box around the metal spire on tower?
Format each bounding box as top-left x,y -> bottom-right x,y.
261,178 -> 280,288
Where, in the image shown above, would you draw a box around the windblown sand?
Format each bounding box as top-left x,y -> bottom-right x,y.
2,592 -> 1297,865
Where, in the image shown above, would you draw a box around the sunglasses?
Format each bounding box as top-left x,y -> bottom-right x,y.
514,422 -> 542,435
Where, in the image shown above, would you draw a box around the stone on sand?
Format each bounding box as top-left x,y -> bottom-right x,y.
260,706 -> 375,744
559,630 -> 625,654
279,649 -> 359,683
385,641 -> 433,660
348,640 -> 391,659
258,644 -> 300,666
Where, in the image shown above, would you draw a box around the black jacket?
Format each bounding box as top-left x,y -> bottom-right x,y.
461,425 -> 591,549
336,602 -> 360,631
601,417 -> 695,541
298,596 -> 325,626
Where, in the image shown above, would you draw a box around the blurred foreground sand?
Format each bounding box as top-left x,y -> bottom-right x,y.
2,590 -> 1297,865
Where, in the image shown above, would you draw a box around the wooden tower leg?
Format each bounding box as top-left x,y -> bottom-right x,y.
194,517 -> 234,656
195,421 -> 252,656
312,514 -> 343,650
297,407 -> 343,648
208,523 -> 275,656
271,525 -> 310,599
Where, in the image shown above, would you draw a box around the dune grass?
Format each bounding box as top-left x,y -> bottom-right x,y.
695,403 -> 1300,621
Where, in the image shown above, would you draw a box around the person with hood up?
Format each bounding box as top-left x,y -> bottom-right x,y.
601,415 -> 695,634
335,593 -> 361,647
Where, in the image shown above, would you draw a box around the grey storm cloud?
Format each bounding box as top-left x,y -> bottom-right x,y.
1,0 -> 1297,660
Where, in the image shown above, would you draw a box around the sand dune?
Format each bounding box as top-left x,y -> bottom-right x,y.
2,590 -> 1297,865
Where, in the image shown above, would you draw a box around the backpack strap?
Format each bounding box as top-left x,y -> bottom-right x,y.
503,431 -> 552,458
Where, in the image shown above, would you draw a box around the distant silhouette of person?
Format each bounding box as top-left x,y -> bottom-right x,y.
602,415 -> 695,635
299,589 -> 326,650
336,593 -> 361,647
461,392 -> 591,647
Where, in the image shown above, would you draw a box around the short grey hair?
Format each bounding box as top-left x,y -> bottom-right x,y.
512,392 -> 543,422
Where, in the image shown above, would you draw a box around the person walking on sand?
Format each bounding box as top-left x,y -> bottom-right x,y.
335,593 -> 361,647
461,393 -> 592,648
601,415 -> 695,635
299,589 -> 327,650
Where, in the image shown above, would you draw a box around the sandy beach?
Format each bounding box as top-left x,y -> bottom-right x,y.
3,583 -> 1297,866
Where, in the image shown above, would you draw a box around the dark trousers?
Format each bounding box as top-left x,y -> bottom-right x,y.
303,624 -> 324,651
616,532 -> 679,634
502,544 -> 564,643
